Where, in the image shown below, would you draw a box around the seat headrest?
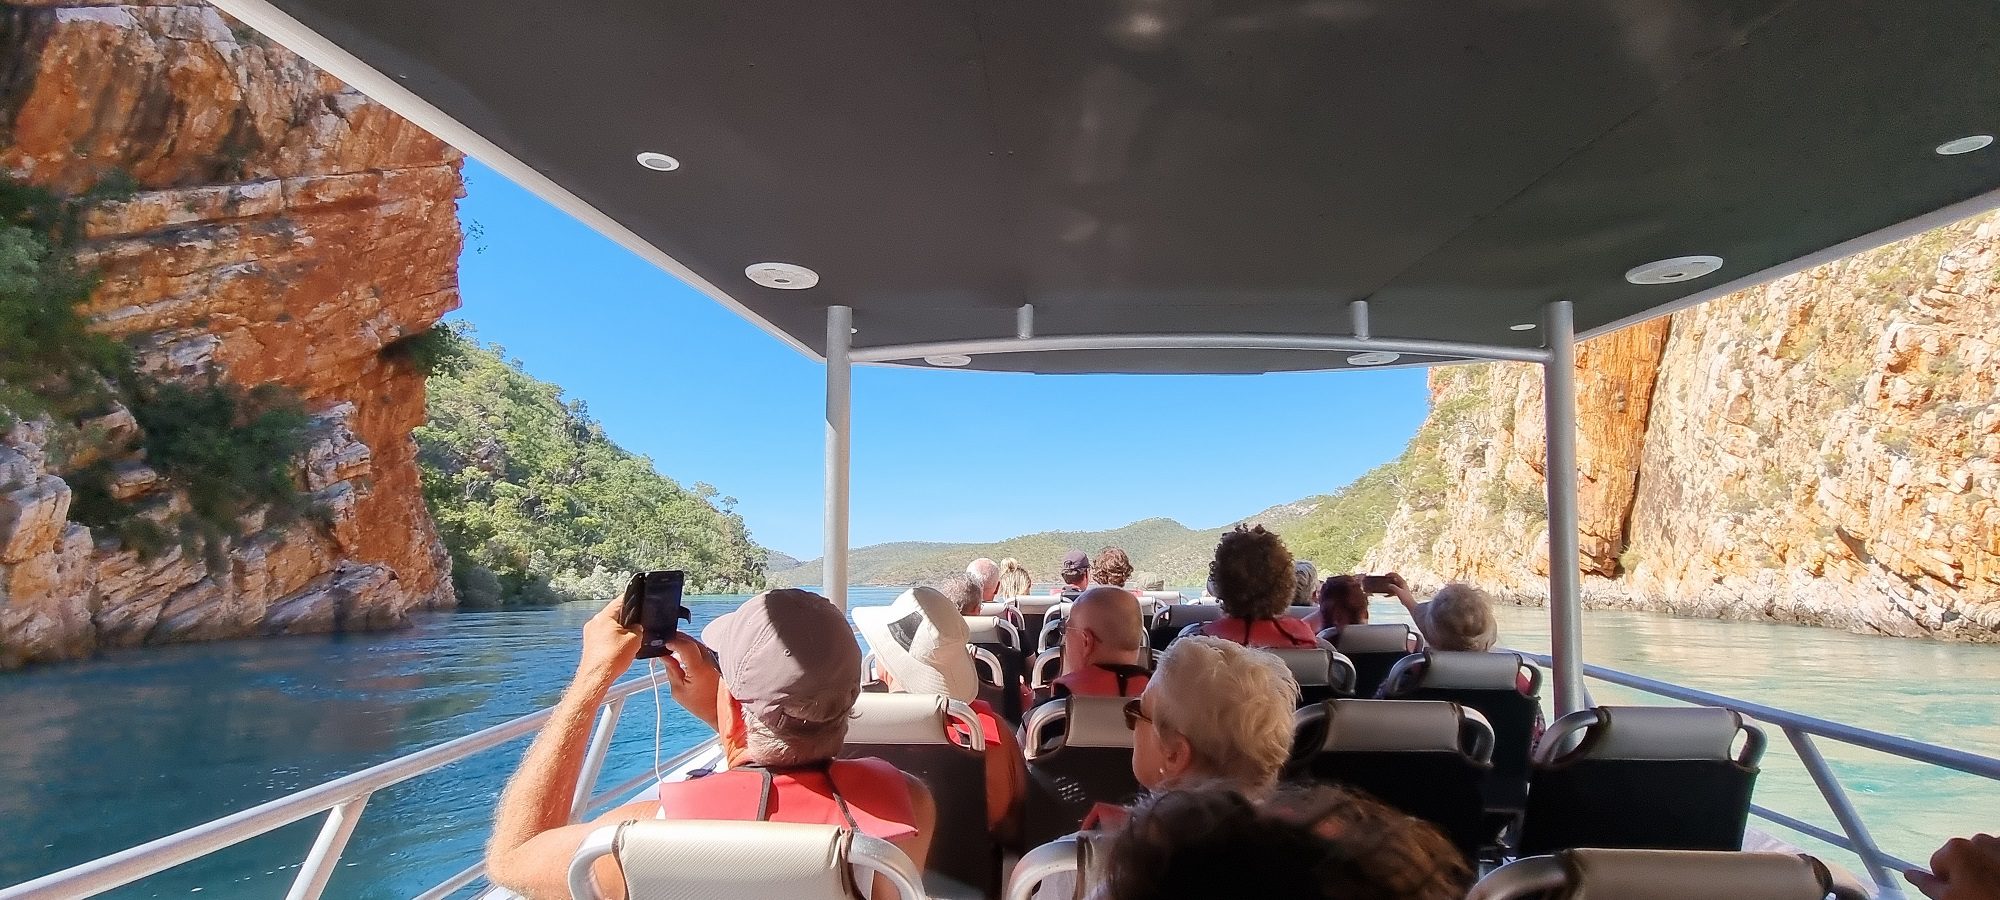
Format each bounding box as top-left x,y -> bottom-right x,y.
614,820 -> 857,900
1061,695 -> 1136,750
1286,605 -> 1316,620
978,602 -> 1013,617
1307,699 -> 1468,753
1578,706 -> 1746,761
1335,623 -> 1419,653
1160,604 -> 1224,627
845,693 -> 952,746
1418,651 -> 1529,690
1562,849 -> 1834,900
1013,596 -> 1061,614
1263,646 -> 1338,687
1140,591 -> 1183,602
964,615 -> 1016,647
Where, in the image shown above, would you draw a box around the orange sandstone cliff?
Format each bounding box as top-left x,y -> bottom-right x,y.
0,0 -> 461,666
1368,213 -> 2000,642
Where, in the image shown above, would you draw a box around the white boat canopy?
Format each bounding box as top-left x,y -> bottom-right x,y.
210,0 -> 2000,715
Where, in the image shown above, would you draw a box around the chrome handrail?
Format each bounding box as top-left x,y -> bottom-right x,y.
1516,652 -> 2000,898
0,672 -> 694,900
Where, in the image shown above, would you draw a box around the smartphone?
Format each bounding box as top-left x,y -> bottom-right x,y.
1361,574 -> 1396,595
619,570 -> 689,660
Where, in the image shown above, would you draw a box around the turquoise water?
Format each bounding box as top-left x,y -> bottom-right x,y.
0,588 -> 1993,897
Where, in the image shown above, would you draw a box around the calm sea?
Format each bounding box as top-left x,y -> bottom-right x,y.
0,586 -> 1994,897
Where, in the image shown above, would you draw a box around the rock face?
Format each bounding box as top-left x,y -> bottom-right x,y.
0,0 -> 461,666
1368,213 -> 2000,642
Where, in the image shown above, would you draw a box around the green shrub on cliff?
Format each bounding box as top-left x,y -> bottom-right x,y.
414,324 -> 767,604
1283,457 -> 1404,574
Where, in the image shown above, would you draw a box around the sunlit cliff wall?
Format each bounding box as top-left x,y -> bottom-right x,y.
1368,213 -> 2000,642
0,0 -> 462,666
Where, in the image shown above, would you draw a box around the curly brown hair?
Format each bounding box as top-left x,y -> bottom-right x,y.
1316,575 -> 1369,629
1209,524 -> 1295,619
1092,547 -> 1133,587
1097,785 -> 1472,900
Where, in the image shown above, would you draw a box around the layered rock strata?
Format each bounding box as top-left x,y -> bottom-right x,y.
0,0 -> 462,666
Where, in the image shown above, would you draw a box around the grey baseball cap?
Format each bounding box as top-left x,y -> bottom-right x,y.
701,589 -> 861,733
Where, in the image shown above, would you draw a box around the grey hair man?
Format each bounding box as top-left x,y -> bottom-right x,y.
966,557 -> 1002,603
935,572 -> 984,615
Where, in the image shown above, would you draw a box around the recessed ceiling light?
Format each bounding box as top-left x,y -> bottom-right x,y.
1625,255 -> 1724,285
745,262 -> 819,289
924,354 -> 973,367
1346,351 -> 1401,366
1936,135 -> 1993,156
1510,323 -> 1538,331
635,152 -> 681,171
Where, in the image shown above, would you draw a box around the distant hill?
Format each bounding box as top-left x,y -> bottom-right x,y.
768,485 -> 1400,590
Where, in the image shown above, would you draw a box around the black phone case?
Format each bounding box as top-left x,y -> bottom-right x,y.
621,571 -> 690,659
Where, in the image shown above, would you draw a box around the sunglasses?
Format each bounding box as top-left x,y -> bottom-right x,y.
1122,698 -> 1153,731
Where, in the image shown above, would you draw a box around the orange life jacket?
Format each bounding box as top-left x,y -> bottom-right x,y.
655,757 -> 918,842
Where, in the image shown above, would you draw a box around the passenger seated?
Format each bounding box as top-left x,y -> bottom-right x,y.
485,591 -> 936,900
967,557 -> 1002,606
1403,582 -> 1500,652
1093,546 -> 1135,589
1048,586 -> 1151,702
1093,786 -> 1473,900
1181,524 -> 1318,648
857,587 -> 1029,846
1909,833 -> 2000,900
1303,574 -> 1369,631
1000,557 -> 1034,599
1055,550 -> 1091,599
1293,559 -> 1319,608
939,572 -> 985,616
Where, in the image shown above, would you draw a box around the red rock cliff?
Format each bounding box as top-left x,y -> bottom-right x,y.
1368,214 -> 2000,642
0,0 -> 461,666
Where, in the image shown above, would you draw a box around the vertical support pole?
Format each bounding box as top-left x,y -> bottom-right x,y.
824,306 -> 853,610
283,794 -> 371,900
1542,300 -> 1587,716
1349,300 -> 1372,340
1016,303 -> 1035,340
1786,728 -> 1901,896
569,696 -> 627,822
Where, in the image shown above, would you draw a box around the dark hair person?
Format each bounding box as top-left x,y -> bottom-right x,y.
1306,574 -> 1370,631
1184,524 -> 1317,648
1096,786 -> 1472,900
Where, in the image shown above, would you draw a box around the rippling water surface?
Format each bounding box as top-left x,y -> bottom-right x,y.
0,587 -> 1994,897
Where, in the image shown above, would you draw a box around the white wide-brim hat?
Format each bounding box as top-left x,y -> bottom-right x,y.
853,586 -> 979,701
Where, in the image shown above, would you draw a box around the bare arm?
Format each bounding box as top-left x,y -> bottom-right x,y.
485,601 -> 639,900
1385,573 -> 1436,643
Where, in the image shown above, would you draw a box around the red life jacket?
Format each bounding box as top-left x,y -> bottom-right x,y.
654,757 -> 918,842
948,698 -> 1009,749
1051,662 -> 1152,699
1189,615 -> 1317,649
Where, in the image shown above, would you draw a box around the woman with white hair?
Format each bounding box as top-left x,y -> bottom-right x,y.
1126,635 -> 1301,796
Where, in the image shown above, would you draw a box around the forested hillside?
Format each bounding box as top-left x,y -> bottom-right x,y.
771,482 -> 1400,589
415,328 -> 765,604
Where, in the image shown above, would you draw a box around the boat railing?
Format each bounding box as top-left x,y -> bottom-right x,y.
0,672 -> 699,900
1516,651 -> 2000,899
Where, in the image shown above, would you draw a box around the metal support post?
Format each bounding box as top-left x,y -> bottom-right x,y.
569,696 -> 627,822
1542,300 -> 1587,716
283,794 -> 370,900
1787,729 -> 1901,896
824,306 -> 853,610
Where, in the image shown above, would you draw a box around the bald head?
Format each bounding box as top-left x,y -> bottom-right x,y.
1066,586 -> 1145,669
966,558 -> 1001,602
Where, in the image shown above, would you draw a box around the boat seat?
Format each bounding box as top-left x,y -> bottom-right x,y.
978,602 -> 1026,629
566,819 -> 925,900
1469,848 -> 1867,900
838,693 -> 995,900
1012,597 -> 1062,652
1259,642 -> 1358,706
1286,604 -> 1317,620
1002,833 -> 1101,900
1028,647 -> 1063,697
1518,706 -> 1765,857
1380,651 -> 1543,811
1037,602 -> 1074,653
1287,699 -> 1496,861
1323,623 -> 1423,698
1021,696 -> 1143,849
1148,603 -> 1223,651
967,616 -> 1027,723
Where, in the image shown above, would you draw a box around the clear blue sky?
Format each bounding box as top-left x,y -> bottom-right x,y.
453,159 -> 1433,560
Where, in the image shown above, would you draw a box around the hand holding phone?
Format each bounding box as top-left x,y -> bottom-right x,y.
619,570 -> 691,660
1361,574 -> 1395,595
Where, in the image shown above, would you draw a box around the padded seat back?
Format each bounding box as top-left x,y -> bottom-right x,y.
1012,596 -> 1062,650
1021,696 -> 1143,848
1380,651 -> 1543,810
1469,849 -> 1865,900
1286,604 -> 1317,620
568,819 -> 924,900
1287,699 -> 1495,860
1324,623 -> 1422,698
1259,642 -> 1358,705
966,616 -> 1026,723
1037,602 -> 1074,653
838,694 -> 994,900
1149,603 -> 1224,650
1003,834 -> 1089,900
1519,706 -> 1765,857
